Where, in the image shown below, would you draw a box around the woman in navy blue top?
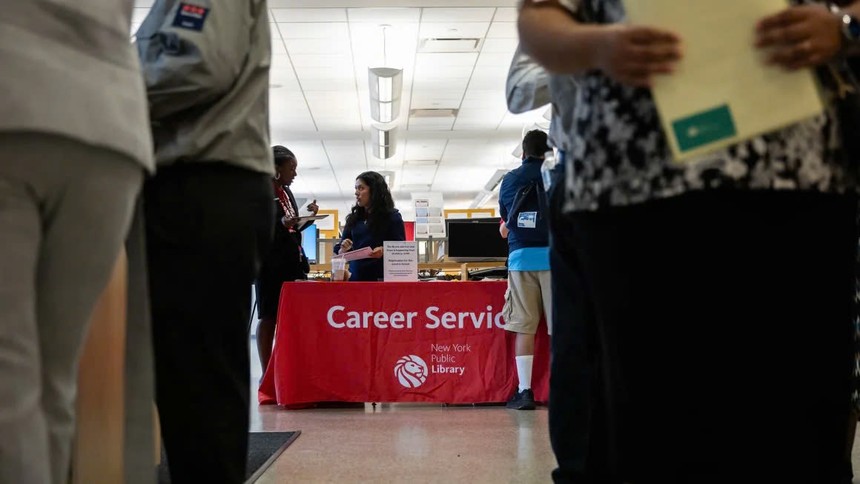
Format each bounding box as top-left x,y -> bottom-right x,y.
334,171 -> 406,281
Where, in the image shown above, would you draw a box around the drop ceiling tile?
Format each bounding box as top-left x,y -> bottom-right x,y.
476,52 -> 515,68
271,8 -> 347,23
306,92 -> 360,107
408,117 -> 455,130
481,38 -> 519,53
269,91 -> 310,111
275,140 -> 328,161
412,78 -> 471,92
404,140 -> 447,161
493,8 -> 518,22
422,8 -> 495,22
294,66 -> 357,80
280,22 -> 350,40
453,119 -> 500,130
284,38 -> 351,55
461,90 -> 506,109
444,139 -> 496,154
324,140 -> 369,167
268,74 -> 301,91
300,79 -> 358,92
456,107 -> 508,120
414,63 -> 474,79
289,54 -> 354,68
270,54 -> 294,70
419,22 -> 490,39
411,95 -> 462,110
415,53 -> 479,68
270,121 -> 317,139
400,166 -> 438,185
466,76 -> 507,90
347,8 -> 421,23
293,173 -> 346,198
487,22 -> 518,38
432,167 -> 498,191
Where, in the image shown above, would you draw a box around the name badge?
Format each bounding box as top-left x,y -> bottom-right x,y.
517,212 -> 537,229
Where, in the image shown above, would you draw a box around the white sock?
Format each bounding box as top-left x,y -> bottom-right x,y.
516,355 -> 534,392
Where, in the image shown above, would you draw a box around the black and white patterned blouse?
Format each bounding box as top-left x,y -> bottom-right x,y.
548,0 -> 858,212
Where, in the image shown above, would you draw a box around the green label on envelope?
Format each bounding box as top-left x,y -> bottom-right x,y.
672,105 -> 737,153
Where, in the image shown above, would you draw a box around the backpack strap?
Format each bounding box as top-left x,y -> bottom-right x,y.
506,178 -> 547,227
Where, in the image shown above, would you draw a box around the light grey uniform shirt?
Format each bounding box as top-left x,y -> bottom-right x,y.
506,43 -> 578,152
136,0 -> 273,174
0,1 -> 154,172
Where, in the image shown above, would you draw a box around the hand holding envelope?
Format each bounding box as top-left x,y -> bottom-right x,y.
755,4 -> 843,71
621,0 -> 830,161
593,24 -> 683,88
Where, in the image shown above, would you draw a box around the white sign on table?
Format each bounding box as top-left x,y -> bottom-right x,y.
383,241 -> 418,282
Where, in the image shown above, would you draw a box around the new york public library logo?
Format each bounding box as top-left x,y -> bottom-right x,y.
394,355 -> 428,388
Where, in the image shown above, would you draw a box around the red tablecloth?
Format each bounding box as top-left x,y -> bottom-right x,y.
259,281 -> 550,407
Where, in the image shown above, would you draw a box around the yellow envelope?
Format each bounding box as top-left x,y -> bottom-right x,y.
625,0 -> 825,162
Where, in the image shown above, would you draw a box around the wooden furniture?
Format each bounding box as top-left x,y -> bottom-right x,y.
73,252 -> 127,484
309,261 -> 503,281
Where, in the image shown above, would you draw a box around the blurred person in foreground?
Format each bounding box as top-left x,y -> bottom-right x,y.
519,0 -> 860,482
136,0 -> 272,481
0,1 -> 151,482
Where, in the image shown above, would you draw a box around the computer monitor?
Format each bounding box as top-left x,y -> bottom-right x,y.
445,217 -> 508,262
301,224 -> 318,264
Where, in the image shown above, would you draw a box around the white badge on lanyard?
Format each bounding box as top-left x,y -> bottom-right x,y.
518,212 -> 537,228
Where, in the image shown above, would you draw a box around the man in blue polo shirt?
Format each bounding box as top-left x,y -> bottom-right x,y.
499,129 -> 552,410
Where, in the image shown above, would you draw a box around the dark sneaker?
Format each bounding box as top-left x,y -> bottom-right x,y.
506,389 -> 536,410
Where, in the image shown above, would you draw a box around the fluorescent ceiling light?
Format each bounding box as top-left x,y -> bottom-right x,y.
379,170 -> 396,188
370,100 -> 399,124
469,190 -> 495,209
484,169 -> 508,192
369,67 -> 403,123
371,124 -> 397,160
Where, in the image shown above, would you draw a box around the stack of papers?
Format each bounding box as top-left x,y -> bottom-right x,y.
333,246 -> 374,262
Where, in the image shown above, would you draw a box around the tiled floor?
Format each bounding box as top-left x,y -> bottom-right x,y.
252,404 -> 554,483
247,339 -> 556,483
248,340 -> 860,484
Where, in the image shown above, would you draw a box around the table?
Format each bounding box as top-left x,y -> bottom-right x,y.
258,281 -> 550,407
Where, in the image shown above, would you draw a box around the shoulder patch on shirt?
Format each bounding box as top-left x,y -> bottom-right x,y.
172,3 -> 210,31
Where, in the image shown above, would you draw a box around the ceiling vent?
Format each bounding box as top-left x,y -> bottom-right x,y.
409,108 -> 459,118
419,38 -> 482,53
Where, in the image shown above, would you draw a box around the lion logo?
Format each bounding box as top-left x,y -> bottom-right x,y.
394,355 -> 428,388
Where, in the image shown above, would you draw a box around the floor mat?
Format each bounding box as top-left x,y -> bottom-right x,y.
157,431 -> 301,483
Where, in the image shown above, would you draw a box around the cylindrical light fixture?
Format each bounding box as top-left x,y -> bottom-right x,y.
371,124 -> 397,159
369,67 -> 403,123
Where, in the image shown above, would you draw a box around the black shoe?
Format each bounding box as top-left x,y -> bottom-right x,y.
506,388 -> 536,410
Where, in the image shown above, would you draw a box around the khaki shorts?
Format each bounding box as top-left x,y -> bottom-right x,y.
502,270 -> 552,335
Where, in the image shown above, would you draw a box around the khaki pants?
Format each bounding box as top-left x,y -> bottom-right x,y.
0,133 -> 141,484
502,270 -> 552,335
